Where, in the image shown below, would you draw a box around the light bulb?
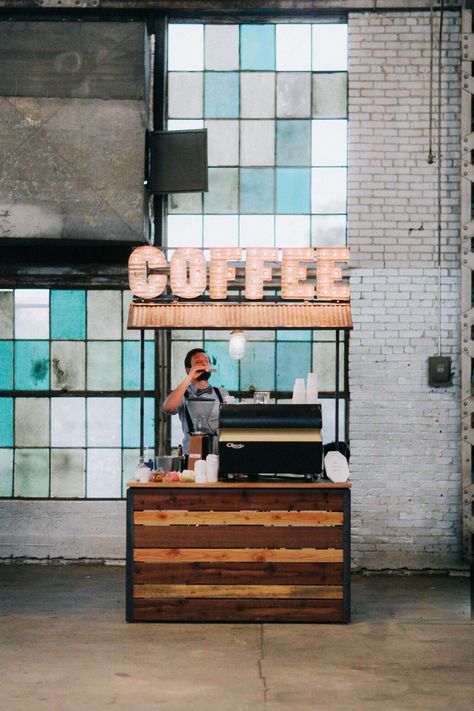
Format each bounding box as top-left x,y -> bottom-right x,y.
229,330 -> 246,361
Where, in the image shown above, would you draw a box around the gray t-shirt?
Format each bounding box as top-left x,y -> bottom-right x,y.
166,383 -> 229,454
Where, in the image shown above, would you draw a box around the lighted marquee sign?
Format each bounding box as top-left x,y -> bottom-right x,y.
128,246 -> 350,302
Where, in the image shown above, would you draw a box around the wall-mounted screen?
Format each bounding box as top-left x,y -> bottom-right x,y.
147,129 -> 208,194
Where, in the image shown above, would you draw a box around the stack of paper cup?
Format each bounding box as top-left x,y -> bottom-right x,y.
194,459 -> 207,483
306,372 -> 318,404
206,454 -> 218,482
292,378 -> 306,404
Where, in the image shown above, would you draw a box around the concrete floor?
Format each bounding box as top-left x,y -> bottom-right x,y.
0,566 -> 472,711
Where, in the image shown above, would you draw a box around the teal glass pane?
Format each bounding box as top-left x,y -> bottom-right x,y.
122,397 -> 155,448
240,342 -> 275,392
240,25 -> 275,70
0,398 -> 13,446
204,72 -> 239,118
14,341 -> 49,390
14,448 -> 49,497
277,341 -> 311,391
0,449 -> 13,496
277,330 -> 311,341
0,341 -> 13,390
240,169 -> 274,214
122,341 -> 155,391
276,168 -> 310,214
204,340 -> 239,391
87,342 -> 122,391
50,290 -> 86,340
276,120 -> 311,166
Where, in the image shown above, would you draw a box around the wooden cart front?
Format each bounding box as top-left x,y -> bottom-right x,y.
126,482 -> 351,623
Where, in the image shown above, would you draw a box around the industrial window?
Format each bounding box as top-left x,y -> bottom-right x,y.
166,21 -> 348,451
0,289 -> 155,498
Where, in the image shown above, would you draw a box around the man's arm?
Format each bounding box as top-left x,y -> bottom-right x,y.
162,364 -> 208,414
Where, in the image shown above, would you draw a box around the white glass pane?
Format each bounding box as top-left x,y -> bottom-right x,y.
312,73 -> 347,118
168,73 -> 203,119
15,289 -> 49,339
168,192 -> 203,214
312,120 -> 347,166
167,119 -> 204,130
205,25 -> 239,70
320,399 -> 346,444
276,73 -> 311,118
276,25 -> 311,71
313,341 -> 344,391
87,398 -> 121,447
203,215 -> 239,247
0,291 -> 14,339
312,24 -> 348,71
204,168 -> 238,214
51,341 -> 86,391
87,291 -> 122,340
87,342 -> 122,391
311,215 -> 346,247
15,398 -> 49,446
167,215 -> 203,248
122,292 -> 154,341
168,24 -> 204,71
51,448 -> 85,498
240,73 -> 275,118
240,121 -> 275,166
51,397 -> 86,447
87,448 -> 122,498
275,215 -> 311,247
312,168 -> 347,213
206,120 -> 239,166
239,215 -> 275,248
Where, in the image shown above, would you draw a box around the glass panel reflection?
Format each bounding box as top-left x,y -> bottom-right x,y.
87,342 -> 122,391
320,399 -> 346,443
123,341 -> 155,391
168,73 -> 203,119
204,72 -> 239,119
0,341 -> 13,390
205,25 -> 239,71
0,291 -> 14,339
240,25 -> 275,70
86,448 -> 122,498
87,398 -> 122,447
168,192 -> 203,215
312,24 -> 348,72
87,291 -> 122,340
203,216 -> 238,247
0,449 -> 13,496
240,342 -> 275,392
312,73 -> 347,118
15,290 -> 49,339
0,398 -> 13,447
240,121 -> 275,166
276,168 -> 311,214
275,215 -> 310,247
239,215 -> 275,247
276,341 -> 311,391
276,25 -> 311,71
167,215 -> 203,248
206,120 -> 239,166
312,120 -> 347,166
122,397 -> 155,448
240,73 -> 275,118
51,341 -> 86,391
51,397 -> 86,447
50,290 -> 86,340
168,24 -> 204,71
312,168 -> 347,214
240,169 -> 274,214
50,448 -> 85,498
15,397 -> 49,447
14,449 -> 49,497
204,168 -> 239,213
313,341 -> 345,391
276,73 -> 311,118
311,215 -> 346,246
204,340 -> 239,391
15,341 -> 49,390
276,120 -> 311,166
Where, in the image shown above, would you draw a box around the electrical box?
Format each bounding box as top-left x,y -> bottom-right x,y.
428,356 -> 452,388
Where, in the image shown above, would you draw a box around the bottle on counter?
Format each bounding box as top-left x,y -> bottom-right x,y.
177,444 -> 185,473
135,457 -> 151,483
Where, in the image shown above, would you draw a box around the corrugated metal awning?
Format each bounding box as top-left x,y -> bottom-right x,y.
128,302 -> 352,330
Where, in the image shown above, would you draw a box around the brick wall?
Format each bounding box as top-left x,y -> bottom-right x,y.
348,11 -> 462,570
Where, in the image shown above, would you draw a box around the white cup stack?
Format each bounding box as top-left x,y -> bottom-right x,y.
306,372 -> 319,404
194,459 -> 207,483
206,454 -> 219,482
292,378 -> 306,404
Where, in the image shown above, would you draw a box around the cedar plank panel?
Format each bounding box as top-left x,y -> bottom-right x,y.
133,561 -> 344,585
134,510 -> 343,526
134,547 -> 343,563
134,524 -> 343,549
132,489 -> 344,512
134,583 -> 343,599
132,598 -> 344,622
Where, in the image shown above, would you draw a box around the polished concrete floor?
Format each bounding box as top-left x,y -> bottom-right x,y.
0,565 -> 472,711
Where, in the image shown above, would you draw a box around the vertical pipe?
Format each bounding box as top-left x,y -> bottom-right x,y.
335,329 -> 340,444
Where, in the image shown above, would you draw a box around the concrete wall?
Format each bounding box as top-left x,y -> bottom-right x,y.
348,11 -> 462,570
0,22 -> 146,241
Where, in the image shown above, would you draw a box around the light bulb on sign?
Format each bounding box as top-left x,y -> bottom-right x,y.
229,330 -> 246,361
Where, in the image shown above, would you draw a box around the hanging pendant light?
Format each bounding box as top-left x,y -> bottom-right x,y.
229,330 -> 246,360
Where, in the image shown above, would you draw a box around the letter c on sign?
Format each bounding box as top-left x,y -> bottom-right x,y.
128,246 -> 167,299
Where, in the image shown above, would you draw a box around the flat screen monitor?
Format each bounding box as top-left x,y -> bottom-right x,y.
147,129 -> 208,193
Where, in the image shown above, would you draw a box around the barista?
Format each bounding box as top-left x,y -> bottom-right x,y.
162,348 -> 229,455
